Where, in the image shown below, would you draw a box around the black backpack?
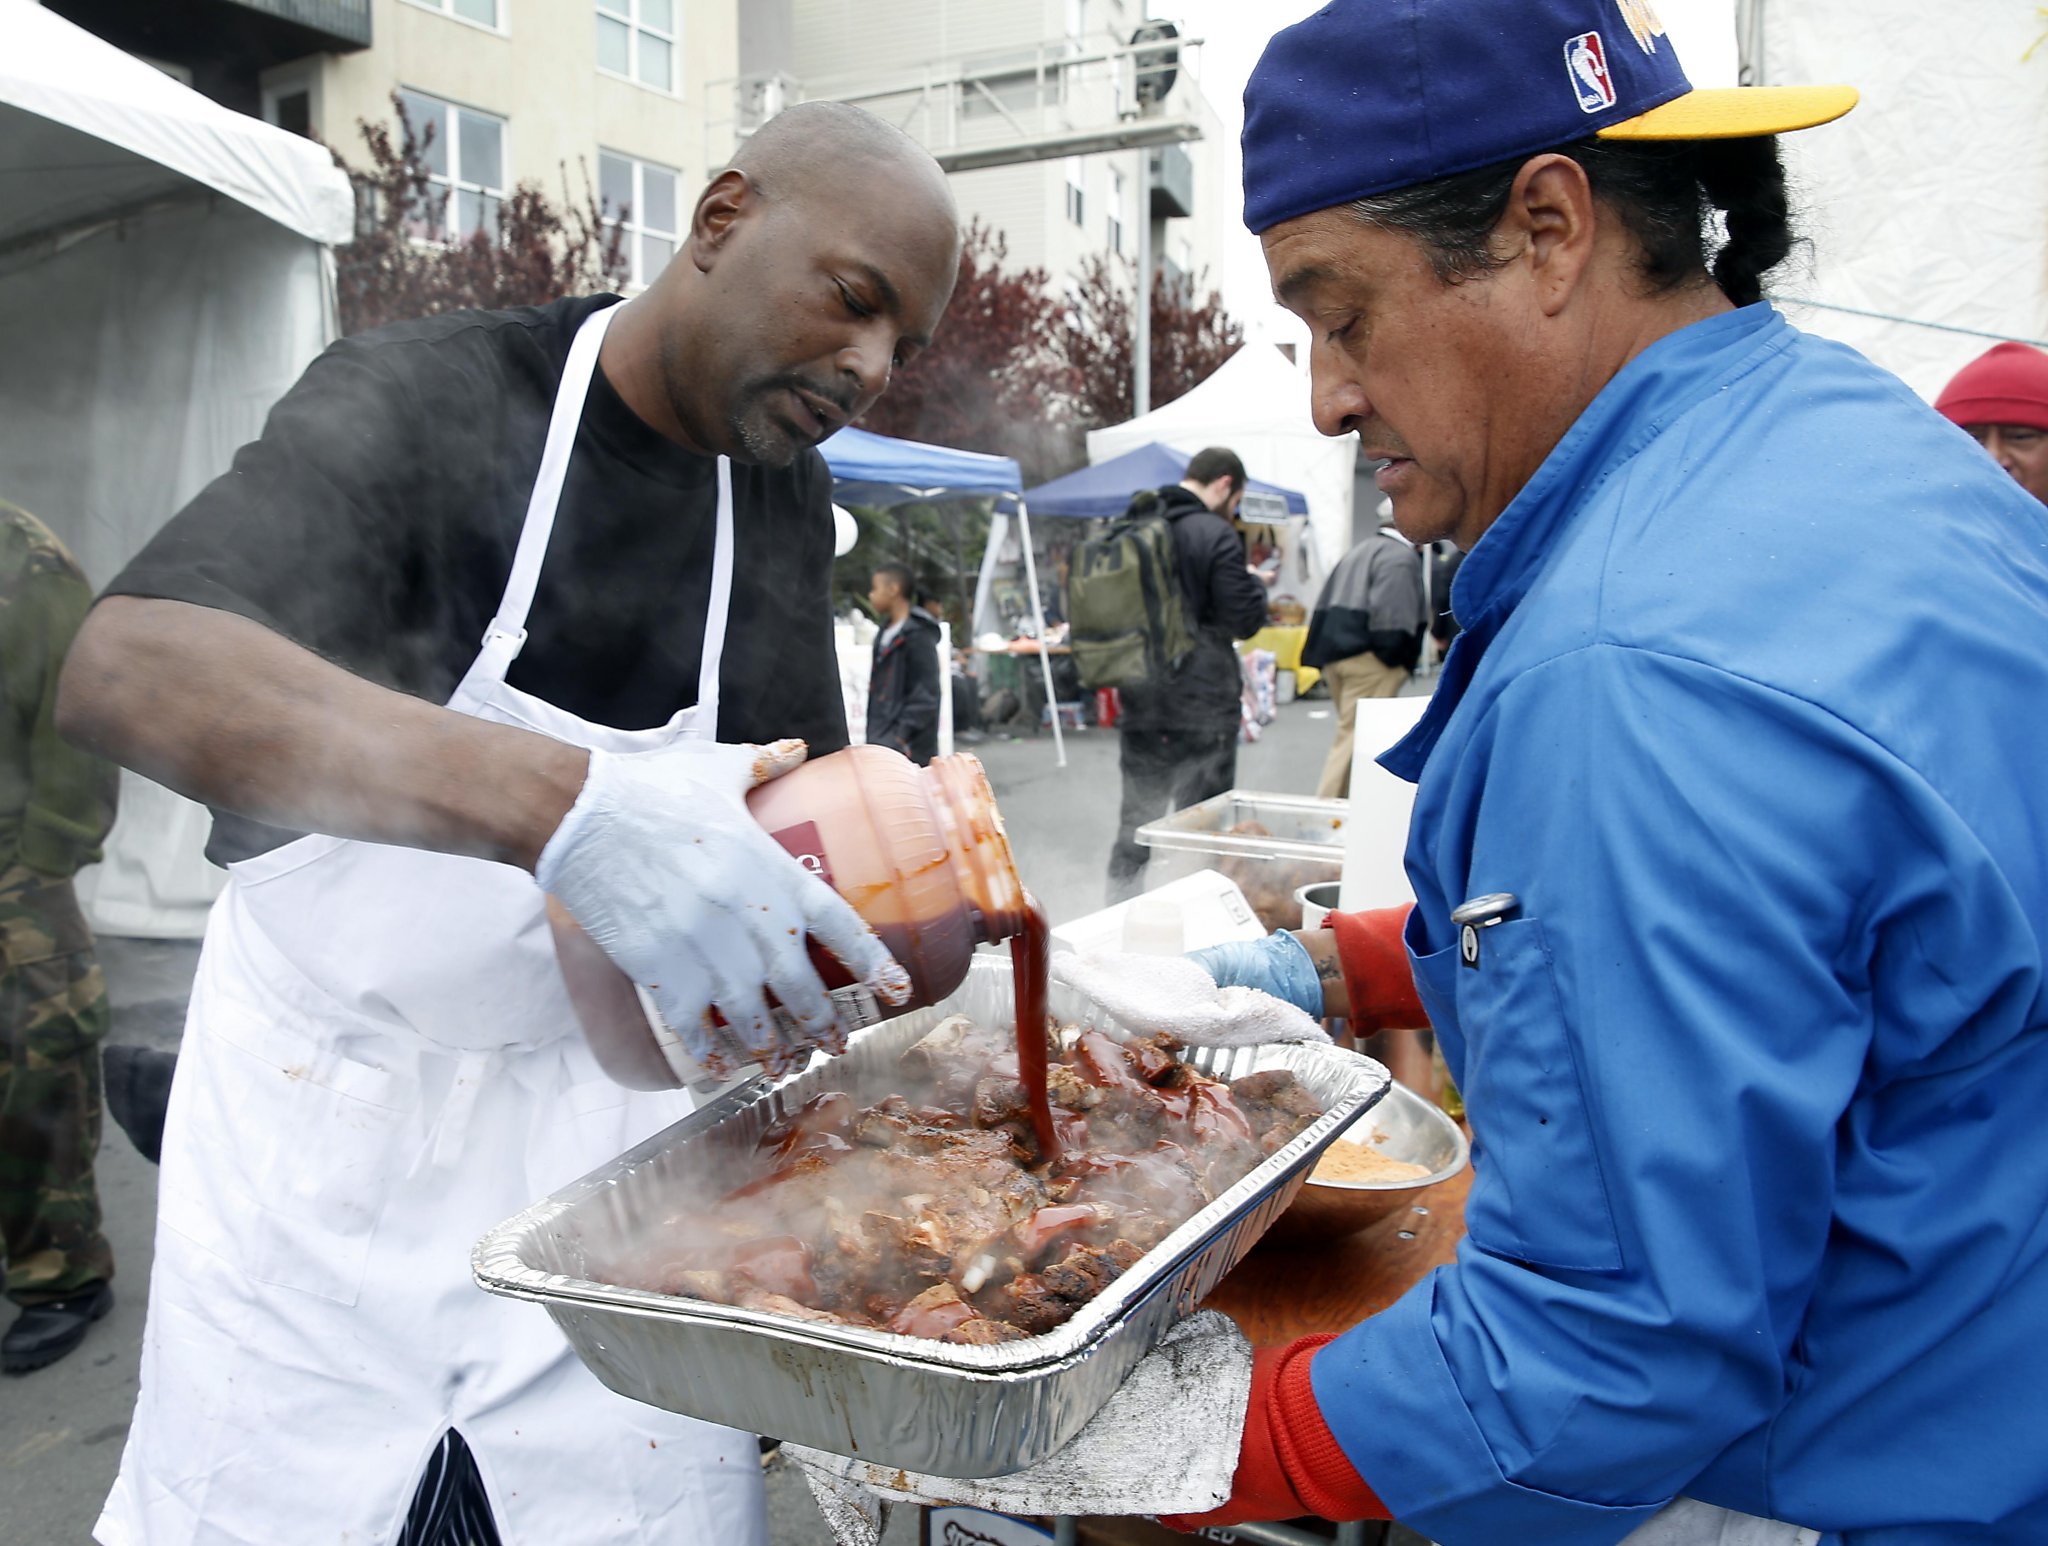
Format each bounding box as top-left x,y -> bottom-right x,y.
1065,490 -> 1196,690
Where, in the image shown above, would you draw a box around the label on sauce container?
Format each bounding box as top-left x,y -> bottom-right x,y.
768,821 -> 835,889
762,821 -> 883,1047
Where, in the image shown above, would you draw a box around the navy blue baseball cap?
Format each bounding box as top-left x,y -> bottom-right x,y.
1242,0 -> 1857,233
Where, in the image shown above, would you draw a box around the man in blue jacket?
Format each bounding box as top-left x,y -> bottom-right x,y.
1155,3 -> 2048,1543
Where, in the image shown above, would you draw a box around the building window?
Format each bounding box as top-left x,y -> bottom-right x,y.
397,89 -> 507,242
261,70 -> 314,138
1066,0 -> 1087,41
599,150 -> 681,289
597,0 -> 676,93
405,0 -> 501,28
1065,156 -> 1086,228
1107,165 -> 1124,256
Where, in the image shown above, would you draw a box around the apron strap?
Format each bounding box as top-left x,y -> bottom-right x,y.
692,457 -> 736,741
455,303 -> 621,701
450,298 -> 739,741
492,303 -> 618,651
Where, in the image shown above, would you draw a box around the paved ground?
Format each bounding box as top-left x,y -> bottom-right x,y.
1,695 -> 1358,1543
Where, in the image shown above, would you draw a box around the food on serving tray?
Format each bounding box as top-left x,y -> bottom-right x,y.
1311,1138 -> 1433,1186
1216,820 -> 1342,934
627,1015 -> 1325,1343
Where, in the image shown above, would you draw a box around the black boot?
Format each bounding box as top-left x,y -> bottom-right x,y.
3,1281 -> 114,1374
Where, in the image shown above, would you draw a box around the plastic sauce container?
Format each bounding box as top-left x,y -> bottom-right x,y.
549,746 -> 1029,1091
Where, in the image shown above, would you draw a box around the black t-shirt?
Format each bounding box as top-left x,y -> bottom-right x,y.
108,295 -> 848,864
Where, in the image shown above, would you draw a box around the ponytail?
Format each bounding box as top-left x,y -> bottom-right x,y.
1696,136 -> 1794,307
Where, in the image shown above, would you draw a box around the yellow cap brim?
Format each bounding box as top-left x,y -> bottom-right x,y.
1598,84 -> 1859,141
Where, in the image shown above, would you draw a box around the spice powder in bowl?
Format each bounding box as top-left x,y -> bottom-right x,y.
1311,1135 -> 1432,1186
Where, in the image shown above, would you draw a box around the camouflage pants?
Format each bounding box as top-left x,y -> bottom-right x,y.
0,929 -> 113,1308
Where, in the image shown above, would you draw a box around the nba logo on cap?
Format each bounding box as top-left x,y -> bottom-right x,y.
1565,31 -> 1616,113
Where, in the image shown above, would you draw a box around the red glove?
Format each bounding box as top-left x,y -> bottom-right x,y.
1326,904 -> 1426,1033
1159,1335 -> 1389,1531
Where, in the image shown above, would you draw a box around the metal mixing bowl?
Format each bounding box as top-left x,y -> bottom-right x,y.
1263,1080 -> 1469,1246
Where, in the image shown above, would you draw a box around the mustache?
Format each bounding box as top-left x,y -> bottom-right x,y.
759,372 -> 857,420
1360,422 -> 1415,462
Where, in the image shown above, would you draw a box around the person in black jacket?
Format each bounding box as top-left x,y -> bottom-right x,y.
865,561 -> 942,763
1107,447 -> 1271,901
1300,519 -> 1426,797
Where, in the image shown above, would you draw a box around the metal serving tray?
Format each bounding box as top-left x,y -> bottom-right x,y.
1134,790 -> 1350,865
473,954 -> 1389,1477
1135,791 -> 1349,932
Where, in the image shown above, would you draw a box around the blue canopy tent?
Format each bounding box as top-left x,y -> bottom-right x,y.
819,425 -> 1021,509
817,426 -> 1065,766
1024,441 -> 1309,520
966,444 -> 1310,726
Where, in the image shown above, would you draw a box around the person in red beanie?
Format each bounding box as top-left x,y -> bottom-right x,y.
1935,341 -> 2048,505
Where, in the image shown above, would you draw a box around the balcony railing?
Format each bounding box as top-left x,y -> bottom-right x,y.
708,33 -> 1206,176
219,0 -> 370,48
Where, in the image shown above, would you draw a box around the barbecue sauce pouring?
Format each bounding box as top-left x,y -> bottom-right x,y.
550,746 -> 1038,1096
1010,894 -> 1059,1161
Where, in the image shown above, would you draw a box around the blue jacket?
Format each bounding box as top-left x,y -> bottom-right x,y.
1318,305 -> 2048,1545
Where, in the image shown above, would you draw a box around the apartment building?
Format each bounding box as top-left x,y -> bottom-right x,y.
44,0 -> 1231,303
47,0 -> 736,290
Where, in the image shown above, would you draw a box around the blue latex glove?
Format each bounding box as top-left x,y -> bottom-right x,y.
1188,930 -> 1325,1018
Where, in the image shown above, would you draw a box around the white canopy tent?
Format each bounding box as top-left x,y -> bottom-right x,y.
1086,343 -> 1358,578
0,0 -> 354,936
1753,1 -> 2048,399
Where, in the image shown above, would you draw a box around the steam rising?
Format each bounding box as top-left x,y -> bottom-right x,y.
598,1011 -> 1321,1343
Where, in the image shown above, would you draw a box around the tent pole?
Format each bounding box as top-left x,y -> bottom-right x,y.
1014,499 -> 1067,768
971,510 -> 1011,641
1737,0 -> 1766,86
1134,147 -> 1152,417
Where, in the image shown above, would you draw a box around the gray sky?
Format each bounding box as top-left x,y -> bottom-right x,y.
1163,0 -> 1742,343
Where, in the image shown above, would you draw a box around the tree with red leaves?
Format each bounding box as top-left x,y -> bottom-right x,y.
858,222 -> 1079,482
1062,255 -> 1245,431
335,97 -> 628,337
862,228 -> 1244,481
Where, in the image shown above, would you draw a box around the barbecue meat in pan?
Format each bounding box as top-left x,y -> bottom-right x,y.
630,1015 -> 1324,1343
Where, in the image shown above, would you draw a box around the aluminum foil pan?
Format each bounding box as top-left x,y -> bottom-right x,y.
473,953 -> 1390,1477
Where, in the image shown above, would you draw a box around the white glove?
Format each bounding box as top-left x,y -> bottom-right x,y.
537,737 -> 911,1079
788,1311 -> 1252,1546
1051,950 -> 1330,1047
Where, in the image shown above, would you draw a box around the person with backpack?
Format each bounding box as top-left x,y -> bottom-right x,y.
1083,447 -> 1270,902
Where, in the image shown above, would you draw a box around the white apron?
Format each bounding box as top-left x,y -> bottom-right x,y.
98,302 -> 768,1546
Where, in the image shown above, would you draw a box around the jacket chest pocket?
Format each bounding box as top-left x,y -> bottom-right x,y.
1443,917 -> 1624,1273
